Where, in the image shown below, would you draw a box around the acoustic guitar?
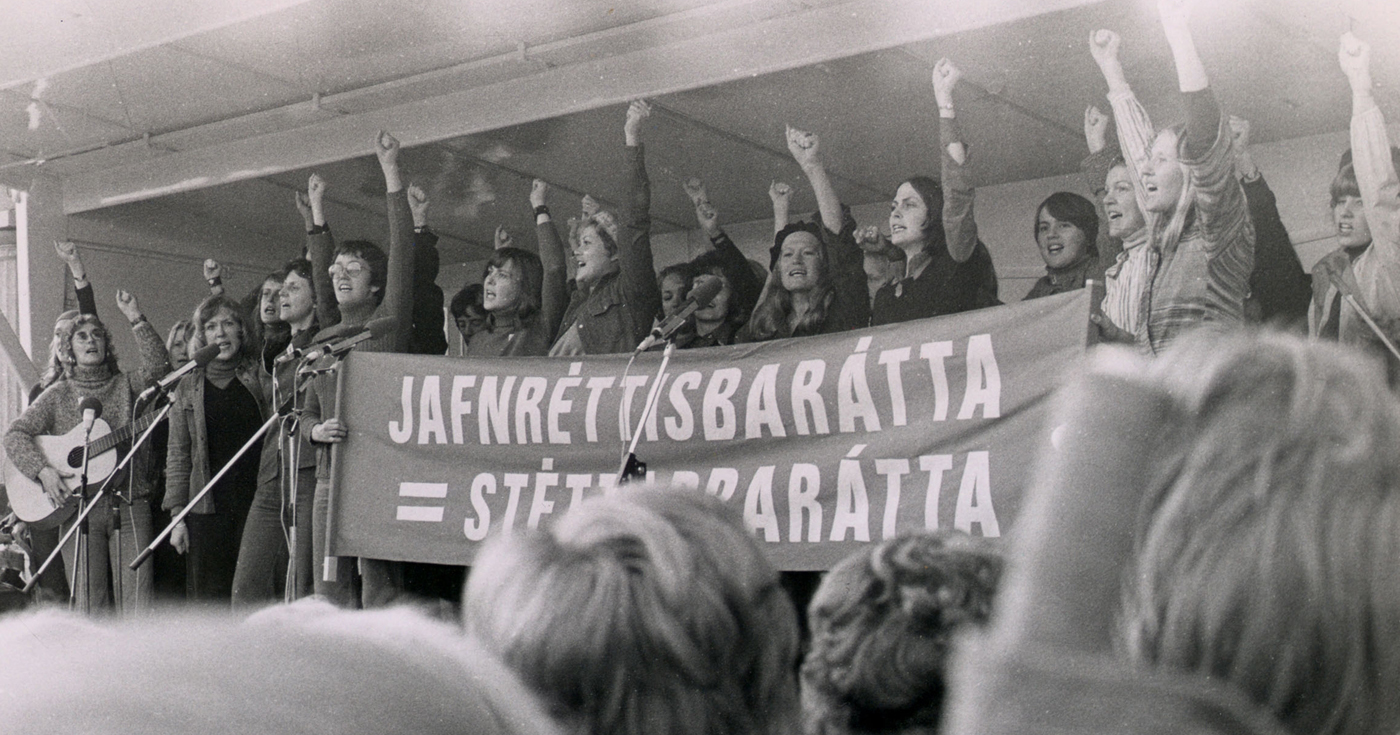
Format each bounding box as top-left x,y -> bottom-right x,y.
4,412 -> 160,530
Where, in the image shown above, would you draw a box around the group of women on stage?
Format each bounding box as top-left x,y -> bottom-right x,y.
4,0 -> 1398,615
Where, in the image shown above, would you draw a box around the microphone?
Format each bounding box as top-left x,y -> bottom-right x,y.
78,396 -> 103,436
138,343 -> 221,402
283,316 -> 397,365
635,277 -> 724,353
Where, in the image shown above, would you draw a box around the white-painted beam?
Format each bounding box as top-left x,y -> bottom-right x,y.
62,0 -> 1104,215
0,0 -> 315,90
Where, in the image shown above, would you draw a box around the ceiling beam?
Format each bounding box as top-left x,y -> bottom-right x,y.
61,0 -> 1107,215
0,0 -> 316,90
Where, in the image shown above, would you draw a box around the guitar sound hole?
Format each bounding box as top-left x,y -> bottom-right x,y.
67,447 -> 85,468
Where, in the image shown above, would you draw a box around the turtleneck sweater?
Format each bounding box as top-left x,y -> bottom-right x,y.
4,320 -> 169,497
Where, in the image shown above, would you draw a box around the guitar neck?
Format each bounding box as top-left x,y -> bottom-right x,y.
88,412 -> 159,456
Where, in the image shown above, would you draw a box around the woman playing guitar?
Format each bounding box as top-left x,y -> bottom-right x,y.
3,268 -> 169,614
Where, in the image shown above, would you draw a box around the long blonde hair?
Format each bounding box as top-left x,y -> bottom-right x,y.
1146,125 -> 1199,262
742,222 -> 834,342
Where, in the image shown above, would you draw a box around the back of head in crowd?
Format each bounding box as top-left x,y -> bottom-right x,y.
0,602 -> 562,735
464,484 -> 800,735
1122,331 -> 1400,735
802,531 -> 1002,735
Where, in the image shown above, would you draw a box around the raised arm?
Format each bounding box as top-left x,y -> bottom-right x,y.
406,183 -> 447,355
115,289 -> 171,386
769,181 -> 792,236
531,179 -> 568,342
1091,30 -> 1155,208
54,241 -> 97,316
1082,106 -> 1123,265
202,259 -> 225,298
375,131 -> 416,352
935,58 -> 977,264
305,173 -> 341,329
685,181 -> 763,319
786,126 -> 843,236
1158,0 -> 1246,247
618,101 -> 662,331
1340,32 -> 1400,261
1232,116 -> 1310,325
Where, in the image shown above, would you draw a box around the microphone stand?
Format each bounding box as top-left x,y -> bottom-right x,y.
23,399 -> 175,596
615,341 -> 675,486
130,406 -> 286,572
72,419 -> 95,613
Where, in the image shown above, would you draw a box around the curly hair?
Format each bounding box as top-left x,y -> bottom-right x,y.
800,531 -> 1002,735
466,485 -> 800,735
43,312 -> 119,385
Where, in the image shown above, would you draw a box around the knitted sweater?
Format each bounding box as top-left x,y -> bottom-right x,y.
4,320 -> 169,499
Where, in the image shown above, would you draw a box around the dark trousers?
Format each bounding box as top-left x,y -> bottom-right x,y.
184,487 -> 254,604
231,466 -> 316,606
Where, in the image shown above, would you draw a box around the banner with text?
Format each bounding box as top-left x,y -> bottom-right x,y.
327,289 -> 1091,569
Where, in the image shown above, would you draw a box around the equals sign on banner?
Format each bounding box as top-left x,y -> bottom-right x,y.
396,482 -> 448,522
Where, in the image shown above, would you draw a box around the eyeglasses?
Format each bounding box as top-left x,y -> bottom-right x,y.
329,262 -> 368,278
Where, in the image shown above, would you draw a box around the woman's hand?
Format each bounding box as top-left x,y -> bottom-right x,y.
170,520 -> 189,555
530,178 -> 548,209
307,173 -> 327,226
311,418 -> 348,444
1089,29 -> 1132,93
1339,32 -> 1372,93
695,201 -> 720,237
1229,115 -> 1259,179
683,177 -> 708,207
624,99 -> 651,146
115,290 -> 142,324
1090,312 -> 1136,345
55,240 -> 88,285
785,126 -> 822,170
581,193 -> 601,218
407,183 -> 429,228
494,225 -> 513,250
203,259 -> 223,283
768,180 -> 792,206
37,466 -> 72,507
931,57 -> 962,110
375,131 -> 403,192
854,225 -> 884,253
1084,105 -> 1109,154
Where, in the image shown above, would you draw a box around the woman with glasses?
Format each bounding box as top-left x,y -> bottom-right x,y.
297,130 -> 418,609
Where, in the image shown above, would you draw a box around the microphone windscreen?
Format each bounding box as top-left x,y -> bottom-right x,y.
365,316 -> 398,340
77,396 -> 103,420
688,277 -> 725,309
191,343 -> 223,367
